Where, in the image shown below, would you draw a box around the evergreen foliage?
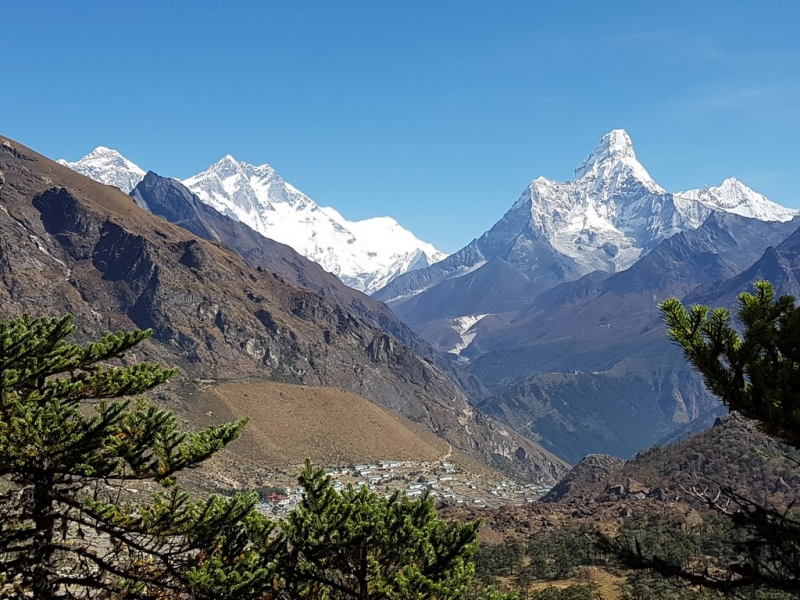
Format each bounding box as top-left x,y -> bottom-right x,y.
610,514 -> 798,599
470,532 -> 605,598
0,314 -> 278,599
526,586 -> 601,600
472,541 -> 525,582
279,459 -> 480,599
601,281 -> 800,596
660,280 -> 800,447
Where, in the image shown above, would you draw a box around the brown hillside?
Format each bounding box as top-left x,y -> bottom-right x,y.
546,414 -> 800,509
196,380 -> 451,466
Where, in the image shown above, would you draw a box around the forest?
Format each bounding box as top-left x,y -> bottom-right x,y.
2,280 -> 799,598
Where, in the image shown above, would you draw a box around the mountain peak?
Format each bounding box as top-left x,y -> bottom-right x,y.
199,154 -> 253,183
574,130 -> 635,179
207,155 -> 278,180
718,176 -> 747,193
219,154 -> 240,166
87,146 -> 121,157
677,178 -> 800,223
212,154 -> 243,170
58,147 -> 145,193
572,129 -> 663,194
595,129 -> 635,159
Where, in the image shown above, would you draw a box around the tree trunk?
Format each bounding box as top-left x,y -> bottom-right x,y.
358,543 -> 368,600
31,474 -> 56,600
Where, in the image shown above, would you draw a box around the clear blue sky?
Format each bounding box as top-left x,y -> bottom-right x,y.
4,1 -> 800,253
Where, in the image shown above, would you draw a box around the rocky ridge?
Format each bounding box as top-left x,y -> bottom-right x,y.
441,415 -> 800,543
542,414 -> 800,510
130,171 -> 429,355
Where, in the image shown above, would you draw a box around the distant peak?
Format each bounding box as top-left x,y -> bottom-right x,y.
212,155 -> 274,175
86,146 -> 124,158
217,154 -> 240,166
688,176 -> 756,198
66,146 -> 143,173
676,177 -> 800,222
203,155 -> 247,177
574,130 -> 636,179
600,129 -> 635,157
58,146 -> 144,193
719,176 -> 746,190
700,177 -> 747,195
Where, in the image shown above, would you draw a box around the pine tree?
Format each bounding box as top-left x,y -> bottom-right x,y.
600,281 -> 800,596
0,314 -> 279,599
660,280 -> 800,447
278,459 -> 480,599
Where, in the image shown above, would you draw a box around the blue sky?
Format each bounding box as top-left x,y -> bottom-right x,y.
4,1 -> 800,253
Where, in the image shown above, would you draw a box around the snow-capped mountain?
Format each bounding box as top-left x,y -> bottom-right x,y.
375,130 -> 799,305
676,177 -> 799,222
183,156 -> 446,293
57,147 -> 145,193
368,129 -> 800,463
57,149 -> 446,293
522,129 -> 700,273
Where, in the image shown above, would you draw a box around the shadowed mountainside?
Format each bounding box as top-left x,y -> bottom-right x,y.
130,171 -> 429,354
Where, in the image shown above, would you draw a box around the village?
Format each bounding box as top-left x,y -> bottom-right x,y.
257,458 -> 553,517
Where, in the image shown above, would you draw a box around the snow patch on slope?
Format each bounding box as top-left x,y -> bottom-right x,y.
447,314 -> 489,355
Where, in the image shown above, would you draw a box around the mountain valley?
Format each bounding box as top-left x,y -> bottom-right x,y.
56,130 -> 800,467
1,134 -> 567,487
368,130 -> 800,463
16,129 -> 800,599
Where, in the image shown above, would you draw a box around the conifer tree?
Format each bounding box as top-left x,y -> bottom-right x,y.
0,314 -> 279,599
278,459 -> 480,599
600,281 -> 800,596
660,280 -> 800,447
